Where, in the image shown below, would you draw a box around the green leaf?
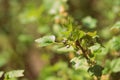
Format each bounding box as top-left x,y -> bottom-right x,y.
35,35 -> 55,47
89,43 -> 102,55
70,57 -> 89,70
5,70 -> 24,79
87,31 -> 97,38
110,21 -> 120,34
88,65 -> 104,77
82,16 -> 97,29
109,36 -> 120,51
70,29 -> 85,41
103,60 -> 111,74
103,58 -> 120,74
0,71 -> 4,78
63,23 -> 73,38
111,58 -> 120,72
79,30 -> 86,39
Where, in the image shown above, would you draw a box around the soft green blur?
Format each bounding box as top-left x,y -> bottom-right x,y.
0,0 -> 120,80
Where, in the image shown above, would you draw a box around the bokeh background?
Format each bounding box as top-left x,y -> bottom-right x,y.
0,0 -> 120,80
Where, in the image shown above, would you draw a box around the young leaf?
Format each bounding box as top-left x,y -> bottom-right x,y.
35,35 -> 55,47
5,70 -> 24,79
87,31 -> 97,38
78,30 -> 86,39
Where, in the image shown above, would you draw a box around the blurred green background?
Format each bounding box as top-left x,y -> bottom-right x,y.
0,0 -> 120,80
